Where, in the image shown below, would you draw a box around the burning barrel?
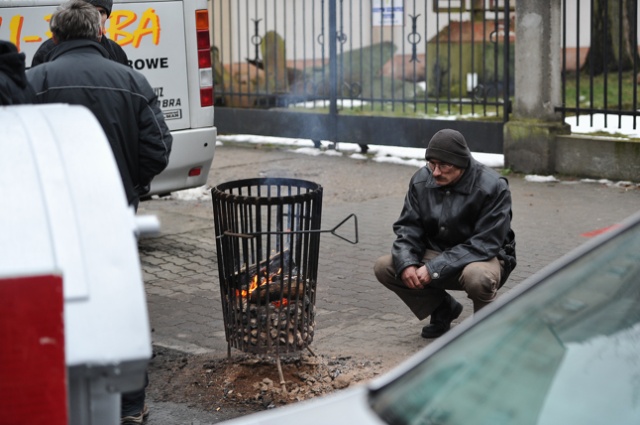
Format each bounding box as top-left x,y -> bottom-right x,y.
212,178 -> 323,356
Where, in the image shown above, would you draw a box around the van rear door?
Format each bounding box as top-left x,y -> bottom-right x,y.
114,1 -> 193,131
112,0 -> 216,196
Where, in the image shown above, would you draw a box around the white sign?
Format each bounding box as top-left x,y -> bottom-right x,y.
372,0 -> 404,27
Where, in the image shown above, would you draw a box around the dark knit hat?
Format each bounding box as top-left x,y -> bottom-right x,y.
85,0 -> 112,17
425,129 -> 471,169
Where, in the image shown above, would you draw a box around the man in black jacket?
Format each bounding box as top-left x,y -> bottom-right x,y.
374,129 -> 516,339
0,40 -> 36,105
27,0 -> 171,209
31,0 -> 128,67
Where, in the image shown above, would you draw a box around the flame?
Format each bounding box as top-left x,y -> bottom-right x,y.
236,268 -> 282,298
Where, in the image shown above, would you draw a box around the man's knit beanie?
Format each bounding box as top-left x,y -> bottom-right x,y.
425,129 -> 471,169
85,0 -> 113,17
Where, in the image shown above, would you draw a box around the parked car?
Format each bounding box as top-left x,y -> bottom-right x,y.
221,210 -> 640,425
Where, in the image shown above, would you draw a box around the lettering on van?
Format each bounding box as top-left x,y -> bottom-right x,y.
161,98 -> 181,108
129,57 -> 169,70
152,88 -> 181,110
108,9 -> 161,48
163,109 -> 182,120
0,14 -> 52,51
0,8 -> 160,52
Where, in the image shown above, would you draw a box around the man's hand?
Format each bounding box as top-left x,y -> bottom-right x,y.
401,265 -> 431,289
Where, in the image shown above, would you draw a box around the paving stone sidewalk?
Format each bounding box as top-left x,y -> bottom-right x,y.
138,142 -> 640,423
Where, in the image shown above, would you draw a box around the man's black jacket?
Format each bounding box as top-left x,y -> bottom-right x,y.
392,158 -> 516,285
27,39 -> 172,206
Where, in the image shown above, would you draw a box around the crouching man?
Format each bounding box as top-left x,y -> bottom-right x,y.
374,129 -> 516,339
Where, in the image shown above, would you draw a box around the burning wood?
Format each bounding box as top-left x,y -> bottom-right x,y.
232,249 -> 308,305
248,279 -> 306,304
227,250 -> 315,353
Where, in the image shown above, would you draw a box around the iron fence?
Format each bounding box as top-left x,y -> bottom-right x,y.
558,0 -> 640,132
211,0 -> 513,153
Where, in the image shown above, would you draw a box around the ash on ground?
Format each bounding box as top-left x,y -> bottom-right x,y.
147,345 -> 389,417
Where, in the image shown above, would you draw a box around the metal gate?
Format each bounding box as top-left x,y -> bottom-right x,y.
558,0 -> 640,131
211,0 -> 513,153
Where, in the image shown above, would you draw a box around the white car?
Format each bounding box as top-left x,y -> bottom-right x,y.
221,210 -> 640,425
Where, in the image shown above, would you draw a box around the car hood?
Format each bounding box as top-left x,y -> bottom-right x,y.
220,384 -> 385,425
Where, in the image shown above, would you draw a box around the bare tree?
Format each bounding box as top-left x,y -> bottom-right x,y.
583,0 -> 640,74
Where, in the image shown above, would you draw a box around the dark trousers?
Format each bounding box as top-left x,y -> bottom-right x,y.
121,372 -> 148,417
373,250 -> 503,320
122,199 -> 147,418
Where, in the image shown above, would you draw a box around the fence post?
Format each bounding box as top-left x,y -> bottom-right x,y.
503,0 -> 570,174
328,0 -> 338,144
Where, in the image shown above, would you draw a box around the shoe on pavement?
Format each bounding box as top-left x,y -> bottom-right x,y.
121,404 -> 149,425
421,294 -> 463,339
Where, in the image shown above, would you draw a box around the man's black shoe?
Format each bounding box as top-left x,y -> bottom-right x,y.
421,294 -> 463,339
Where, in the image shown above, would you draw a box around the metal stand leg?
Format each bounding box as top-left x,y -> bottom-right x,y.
275,354 -> 287,392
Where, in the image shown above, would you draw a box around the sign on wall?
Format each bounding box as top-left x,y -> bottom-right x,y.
372,0 -> 404,26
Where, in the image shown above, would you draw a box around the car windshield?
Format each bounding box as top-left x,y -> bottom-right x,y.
369,220 -> 640,425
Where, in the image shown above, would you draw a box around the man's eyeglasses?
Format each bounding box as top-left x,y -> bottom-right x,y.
427,161 -> 455,172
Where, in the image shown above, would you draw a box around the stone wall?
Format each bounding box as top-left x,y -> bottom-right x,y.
554,135 -> 640,182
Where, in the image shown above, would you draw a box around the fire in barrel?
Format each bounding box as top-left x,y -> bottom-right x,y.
212,178 -> 323,355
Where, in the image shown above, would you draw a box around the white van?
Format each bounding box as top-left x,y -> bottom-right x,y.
0,0 -> 216,197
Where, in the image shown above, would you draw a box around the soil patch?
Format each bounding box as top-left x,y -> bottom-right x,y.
147,345 -> 389,418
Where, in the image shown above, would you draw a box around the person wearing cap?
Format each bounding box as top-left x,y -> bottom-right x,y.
31,0 -> 128,67
374,129 -> 516,339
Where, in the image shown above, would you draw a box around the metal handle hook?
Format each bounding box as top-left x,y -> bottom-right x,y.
220,213 -> 359,245
329,213 -> 358,244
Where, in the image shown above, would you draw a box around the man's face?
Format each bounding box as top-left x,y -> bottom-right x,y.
95,6 -> 108,31
427,160 -> 465,186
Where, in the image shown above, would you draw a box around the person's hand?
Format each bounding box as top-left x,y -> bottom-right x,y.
416,264 -> 432,285
401,265 -> 430,289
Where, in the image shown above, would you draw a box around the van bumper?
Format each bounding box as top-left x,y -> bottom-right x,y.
147,126 -> 217,196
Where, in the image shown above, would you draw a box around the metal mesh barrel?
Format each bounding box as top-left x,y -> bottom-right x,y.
211,178 -> 323,355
